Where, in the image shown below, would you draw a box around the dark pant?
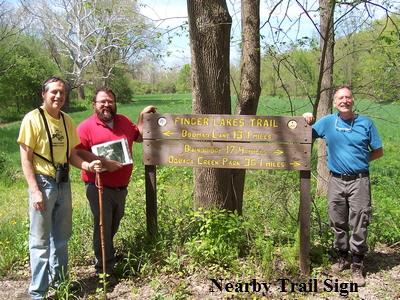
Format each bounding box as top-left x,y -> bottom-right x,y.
327,174 -> 372,256
85,183 -> 127,274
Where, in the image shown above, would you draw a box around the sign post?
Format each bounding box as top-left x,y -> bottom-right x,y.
142,114 -> 312,274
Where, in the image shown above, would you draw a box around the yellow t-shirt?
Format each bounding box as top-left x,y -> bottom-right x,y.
17,107 -> 80,178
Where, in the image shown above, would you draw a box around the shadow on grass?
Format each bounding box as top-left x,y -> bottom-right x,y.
70,275 -> 108,298
364,247 -> 400,274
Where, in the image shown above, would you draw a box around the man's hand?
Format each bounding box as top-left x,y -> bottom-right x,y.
142,106 -> 157,114
136,106 -> 158,143
302,112 -> 315,125
89,159 -> 103,172
31,190 -> 45,211
103,159 -> 123,172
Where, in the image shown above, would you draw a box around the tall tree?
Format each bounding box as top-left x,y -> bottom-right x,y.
313,0 -> 396,193
260,0 -> 397,194
0,0 -> 31,76
187,0 -> 261,213
187,0 -> 233,210
0,32 -> 58,120
232,0 -> 261,214
21,0 -> 157,99
314,0 -> 335,194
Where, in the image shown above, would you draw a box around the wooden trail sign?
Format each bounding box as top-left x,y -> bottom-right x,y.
145,140 -> 310,170
143,114 -> 312,170
142,114 -> 312,274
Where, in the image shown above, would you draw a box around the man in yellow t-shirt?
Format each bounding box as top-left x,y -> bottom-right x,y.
17,76 -> 102,299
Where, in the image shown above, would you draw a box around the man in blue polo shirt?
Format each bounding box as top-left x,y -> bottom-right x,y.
303,86 -> 383,287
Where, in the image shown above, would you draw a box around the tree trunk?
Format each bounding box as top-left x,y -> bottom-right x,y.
187,0 -> 232,210
61,82 -> 71,112
316,0 -> 335,195
235,0 -> 261,115
232,0 -> 261,214
78,83 -> 85,100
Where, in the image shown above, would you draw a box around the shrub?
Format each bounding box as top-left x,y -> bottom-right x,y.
185,208 -> 248,268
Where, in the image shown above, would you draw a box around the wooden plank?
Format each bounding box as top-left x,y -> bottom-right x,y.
143,114 -> 312,143
145,165 -> 158,236
143,140 -> 311,170
299,170 -> 311,275
142,113 -> 313,275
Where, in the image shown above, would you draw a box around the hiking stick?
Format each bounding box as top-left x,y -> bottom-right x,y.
96,171 -> 107,296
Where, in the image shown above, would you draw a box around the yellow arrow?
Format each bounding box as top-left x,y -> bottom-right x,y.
274,149 -> 284,155
163,130 -> 175,136
290,161 -> 301,167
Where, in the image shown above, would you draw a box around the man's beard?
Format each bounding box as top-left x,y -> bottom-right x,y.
97,107 -> 116,122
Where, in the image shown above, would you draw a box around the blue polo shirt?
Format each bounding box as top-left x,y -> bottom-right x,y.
312,113 -> 382,174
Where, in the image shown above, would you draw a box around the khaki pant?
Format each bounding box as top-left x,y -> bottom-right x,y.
327,174 -> 372,255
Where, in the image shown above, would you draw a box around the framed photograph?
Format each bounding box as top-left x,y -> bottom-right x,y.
91,138 -> 133,165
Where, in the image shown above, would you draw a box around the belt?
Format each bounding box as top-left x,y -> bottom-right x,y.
104,185 -> 128,191
330,172 -> 369,181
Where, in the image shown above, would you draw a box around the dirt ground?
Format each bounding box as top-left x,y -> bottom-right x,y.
1,244 -> 400,299
1,122 -> 399,298
0,122 -> 16,127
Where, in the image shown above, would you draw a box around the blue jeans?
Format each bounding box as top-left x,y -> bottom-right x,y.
28,174 -> 72,299
85,183 -> 127,274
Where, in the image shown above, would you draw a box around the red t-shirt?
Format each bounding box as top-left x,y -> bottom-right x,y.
76,114 -> 140,186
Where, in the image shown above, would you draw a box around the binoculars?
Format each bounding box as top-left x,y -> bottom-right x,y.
56,163 -> 69,183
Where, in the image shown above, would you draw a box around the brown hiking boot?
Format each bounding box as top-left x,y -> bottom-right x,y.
351,262 -> 366,287
331,256 -> 351,273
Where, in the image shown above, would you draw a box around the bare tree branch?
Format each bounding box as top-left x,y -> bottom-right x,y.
20,0 -> 160,90
0,1 -> 32,75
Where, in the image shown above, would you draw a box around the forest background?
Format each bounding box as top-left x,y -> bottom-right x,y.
1,0 -> 400,123
1,0 -> 400,298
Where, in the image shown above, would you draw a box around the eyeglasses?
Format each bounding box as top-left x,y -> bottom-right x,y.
95,100 -> 115,105
335,115 -> 354,131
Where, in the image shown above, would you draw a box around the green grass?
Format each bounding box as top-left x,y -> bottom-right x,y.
1,95 -> 399,297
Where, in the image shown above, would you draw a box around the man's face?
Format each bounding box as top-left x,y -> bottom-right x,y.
333,88 -> 354,114
93,91 -> 116,122
42,81 -> 66,111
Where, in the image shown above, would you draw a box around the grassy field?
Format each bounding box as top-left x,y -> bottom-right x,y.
0,95 -> 399,298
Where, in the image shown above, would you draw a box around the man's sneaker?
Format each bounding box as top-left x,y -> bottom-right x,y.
97,272 -> 118,287
69,281 -> 81,292
106,273 -> 118,287
331,256 -> 351,273
351,262 -> 366,287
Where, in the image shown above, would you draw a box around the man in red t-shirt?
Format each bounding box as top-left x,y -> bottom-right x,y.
75,87 -> 156,285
